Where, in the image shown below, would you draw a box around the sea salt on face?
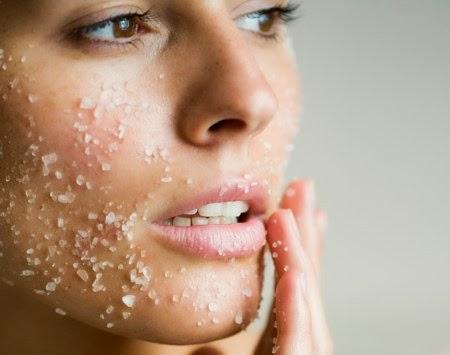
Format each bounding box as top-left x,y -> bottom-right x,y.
80,97 -> 96,110
55,308 -> 66,316
28,94 -> 39,103
42,153 -> 58,166
242,287 -> 252,298
122,294 -> 136,308
105,212 -> 116,224
101,162 -> 112,171
46,281 -> 57,292
234,311 -> 243,325
76,269 -> 89,282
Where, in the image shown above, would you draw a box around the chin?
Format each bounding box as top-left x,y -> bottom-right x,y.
115,251 -> 266,345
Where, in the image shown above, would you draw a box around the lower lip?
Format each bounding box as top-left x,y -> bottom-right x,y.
147,216 -> 267,259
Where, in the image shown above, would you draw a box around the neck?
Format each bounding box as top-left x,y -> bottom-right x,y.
0,284 -> 260,355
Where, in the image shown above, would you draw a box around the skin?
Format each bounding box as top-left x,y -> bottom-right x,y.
0,1 -> 333,354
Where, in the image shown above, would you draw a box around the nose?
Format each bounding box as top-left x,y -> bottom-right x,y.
176,15 -> 278,147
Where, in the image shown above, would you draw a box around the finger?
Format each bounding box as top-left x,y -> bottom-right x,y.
298,248 -> 334,355
274,271 -> 312,355
266,209 -> 303,276
281,179 -> 322,275
267,209 -> 333,354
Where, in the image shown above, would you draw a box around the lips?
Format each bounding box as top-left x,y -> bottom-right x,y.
146,177 -> 270,259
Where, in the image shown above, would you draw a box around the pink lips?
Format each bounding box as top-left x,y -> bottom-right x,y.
146,177 -> 270,259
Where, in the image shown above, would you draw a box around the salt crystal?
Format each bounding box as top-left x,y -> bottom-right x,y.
21,270 -> 35,276
57,192 -> 75,204
76,269 -> 89,282
76,175 -> 85,186
242,287 -> 252,298
46,281 -> 57,292
106,305 -> 114,314
42,153 -> 58,166
57,217 -> 64,228
28,94 -> 38,103
55,308 -> 66,316
105,212 -> 116,224
101,162 -> 112,171
172,294 -> 180,303
106,322 -> 114,328
48,245 -> 57,257
208,302 -> 218,312
80,97 -> 96,110
54,171 -> 63,179
88,212 -> 98,220
26,248 -> 34,254
122,311 -> 131,320
234,311 -> 243,325
92,273 -> 105,292
161,176 -> 172,183
122,294 -> 136,308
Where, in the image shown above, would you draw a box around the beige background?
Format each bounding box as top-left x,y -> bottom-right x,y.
286,1 -> 450,354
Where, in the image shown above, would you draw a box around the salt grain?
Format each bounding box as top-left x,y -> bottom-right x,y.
55,308 -> 66,316
101,162 -> 112,171
80,97 -> 96,110
28,94 -> 39,103
76,269 -> 89,282
122,294 -> 136,308
105,212 -> 116,224
234,311 -> 243,325
242,287 -> 252,298
76,175 -> 85,186
46,281 -> 57,292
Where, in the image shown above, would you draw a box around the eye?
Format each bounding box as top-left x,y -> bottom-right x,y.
235,4 -> 299,38
235,11 -> 278,35
81,15 -> 139,41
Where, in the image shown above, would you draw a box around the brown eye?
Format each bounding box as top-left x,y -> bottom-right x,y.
113,17 -> 138,38
257,13 -> 277,33
80,16 -> 140,41
235,10 -> 280,36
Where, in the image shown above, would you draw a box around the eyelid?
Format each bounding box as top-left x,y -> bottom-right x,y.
62,5 -> 151,35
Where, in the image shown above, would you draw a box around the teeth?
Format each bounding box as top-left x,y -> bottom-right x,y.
184,209 -> 198,215
173,217 -> 191,227
223,201 -> 249,217
198,202 -> 223,217
198,201 -> 249,217
163,216 -> 239,226
221,216 -> 238,224
192,217 -> 208,225
161,201 -> 249,226
208,217 -> 221,225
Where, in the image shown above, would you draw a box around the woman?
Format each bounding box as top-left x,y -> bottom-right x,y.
0,1 -> 333,354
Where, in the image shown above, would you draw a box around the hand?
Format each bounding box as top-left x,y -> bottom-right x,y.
255,179 -> 334,355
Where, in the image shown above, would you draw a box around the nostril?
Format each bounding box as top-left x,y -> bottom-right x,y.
208,118 -> 246,133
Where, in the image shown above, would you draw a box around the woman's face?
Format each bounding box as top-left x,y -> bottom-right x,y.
0,0 -> 301,345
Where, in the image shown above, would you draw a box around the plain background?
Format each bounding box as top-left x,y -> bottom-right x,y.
286,1 -> 450,354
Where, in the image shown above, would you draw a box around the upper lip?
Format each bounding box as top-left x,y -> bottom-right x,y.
151,176 -> 270,223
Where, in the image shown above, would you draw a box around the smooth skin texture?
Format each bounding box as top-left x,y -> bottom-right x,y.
0,0 -> 332,354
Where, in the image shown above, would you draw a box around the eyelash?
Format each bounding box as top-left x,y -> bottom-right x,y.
71,2 -> 300,50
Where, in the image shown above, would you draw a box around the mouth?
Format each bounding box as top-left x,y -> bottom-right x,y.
157,200 -> 252,226
146,177 -> 269,259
